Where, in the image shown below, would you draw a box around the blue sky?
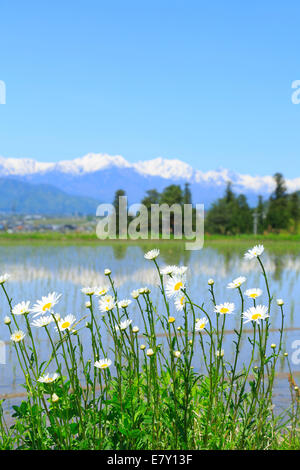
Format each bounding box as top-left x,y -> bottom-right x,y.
0,0 -> 300,177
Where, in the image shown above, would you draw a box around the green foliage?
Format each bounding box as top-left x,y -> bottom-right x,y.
206,183 -> 253,234
266,173 -> 290,231
113,189 -> 126,235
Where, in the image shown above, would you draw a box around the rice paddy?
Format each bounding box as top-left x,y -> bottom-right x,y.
0,242 -> 300,449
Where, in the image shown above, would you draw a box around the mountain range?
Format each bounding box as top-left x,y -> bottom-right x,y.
0,153 -> 299,215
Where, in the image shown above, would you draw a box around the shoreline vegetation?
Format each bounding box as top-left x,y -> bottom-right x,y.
0,231 -> 300,248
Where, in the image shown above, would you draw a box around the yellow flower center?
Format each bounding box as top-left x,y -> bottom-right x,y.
42,302 -> 52,311
180,296 -> 185,305
15,334 -> 21,341
252,313 -> 261,320
220,307 -> 229,314
100,363 -> 108,368
174,281 -> 183,291
199,323 -> 205,329
61,321 -> 70,329
168,317 -> 175,323
250,293 -> 258,298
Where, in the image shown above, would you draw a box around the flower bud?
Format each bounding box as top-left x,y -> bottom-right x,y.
51,393 -> 59,403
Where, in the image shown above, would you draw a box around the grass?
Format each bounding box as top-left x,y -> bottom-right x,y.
1,231 -> 300,252
0,246 -> 299,450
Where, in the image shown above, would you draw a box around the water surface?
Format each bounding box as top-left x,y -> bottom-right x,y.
1,243 -> 300,413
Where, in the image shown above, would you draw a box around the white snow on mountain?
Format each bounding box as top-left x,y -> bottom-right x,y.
55,153 -> 131,174
133,157 -> 194,180
0,156 -> 52,175
0,152 -> 299,194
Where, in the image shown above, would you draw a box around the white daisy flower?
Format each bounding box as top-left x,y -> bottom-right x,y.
242,305 -> 269,324
215,303 -> 235,315
195,317 -> 208,331
244,244 -> 264,260
146,348 -> 154,357
10,330 -> 26,343
277,299 -> 284,306
208,279 -> 214,286
56,314 -> 76,332
175,294 -> 187,311
94,358 -> 112,369
38,373 -> 59,384
94,286 -> 109,297
81,286 -> 96,295
104,269 -> 111,276
227,276 -> 247,289
132,326 -> 139,333
31,315 -> 53,328
144,249 -> 160,260
160,265 -> 177,275
0,273 -> 10,285
131,289 -> 140,299
12,301 -> 31,316
99,295 -> 116,313
166,276 -> 185,298
174,351 -> 181,358
118,299 -> 132,309
245,288 -> 263,299
4,316 -> 11,325
31,292 -> 62,318
115,319 -> 132,331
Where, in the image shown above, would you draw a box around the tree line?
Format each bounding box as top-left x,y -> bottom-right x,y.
112,173 -> 300,235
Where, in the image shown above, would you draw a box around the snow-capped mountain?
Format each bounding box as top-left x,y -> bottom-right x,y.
0,152 -> 298,210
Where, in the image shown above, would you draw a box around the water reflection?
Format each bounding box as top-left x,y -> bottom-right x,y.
0,244 -> 300,410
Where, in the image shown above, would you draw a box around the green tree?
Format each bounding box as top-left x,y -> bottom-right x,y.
141,189 -> 161,233
160,185 -> 183,205
206,185 -> 252,234
266,173 -> 289,231
256,195 -> 265,234
113,189 -> 126,235
160,185 -> 184,235
289,192 -> 300,233
141,189 -> 161,209
183,182 -> 192,205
